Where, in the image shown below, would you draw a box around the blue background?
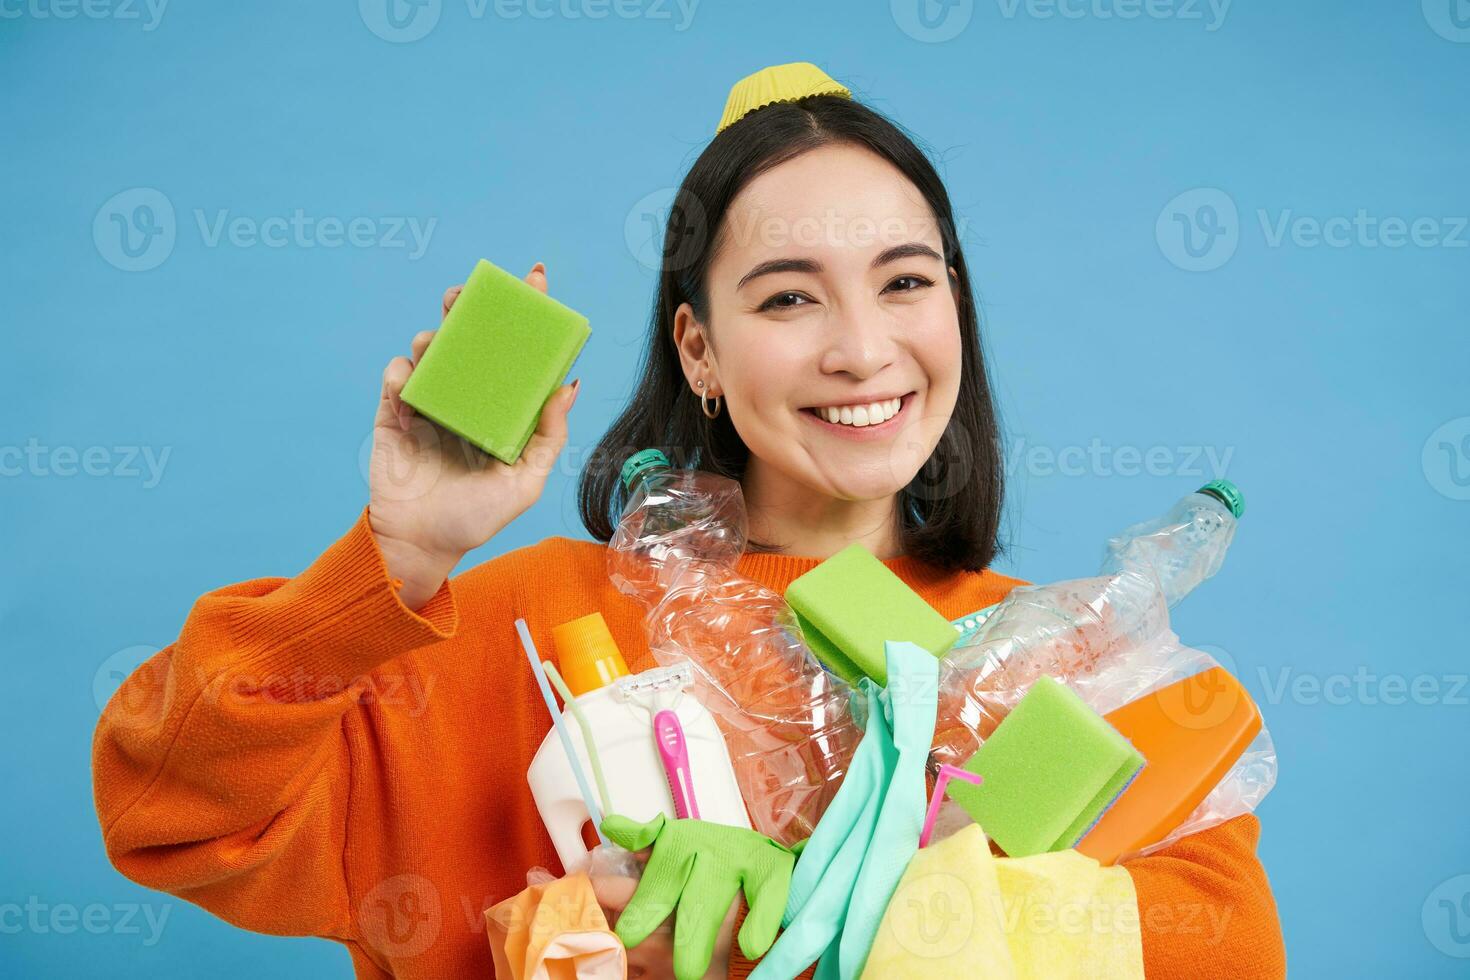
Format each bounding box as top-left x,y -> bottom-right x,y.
3,0 -> 1467,975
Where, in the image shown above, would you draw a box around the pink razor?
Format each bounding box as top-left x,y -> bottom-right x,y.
919,764 -> 983,849
653,709 -> 699,820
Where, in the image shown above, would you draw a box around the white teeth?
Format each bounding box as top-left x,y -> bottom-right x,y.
814,396 -> 905,427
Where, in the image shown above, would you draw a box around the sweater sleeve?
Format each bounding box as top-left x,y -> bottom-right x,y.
1124,814 -> 1286,978
91,509 -> 459,939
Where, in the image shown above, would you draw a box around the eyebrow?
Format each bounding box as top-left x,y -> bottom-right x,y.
735,241 -> 944,291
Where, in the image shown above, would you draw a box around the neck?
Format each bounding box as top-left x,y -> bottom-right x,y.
740,460 -> 903,560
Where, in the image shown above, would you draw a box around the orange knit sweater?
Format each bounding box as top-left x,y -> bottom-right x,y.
92,509 -> 1285,979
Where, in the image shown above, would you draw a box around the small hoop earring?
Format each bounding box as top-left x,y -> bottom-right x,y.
696,379 -> 722,419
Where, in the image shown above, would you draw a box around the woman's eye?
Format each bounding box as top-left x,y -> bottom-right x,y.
884,274 -> 934,294
759,291 -> 811,311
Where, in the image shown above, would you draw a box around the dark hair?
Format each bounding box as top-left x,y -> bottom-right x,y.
576,94 -> 1006,571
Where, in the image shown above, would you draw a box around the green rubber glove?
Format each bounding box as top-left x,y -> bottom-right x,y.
600,813 -> 796,980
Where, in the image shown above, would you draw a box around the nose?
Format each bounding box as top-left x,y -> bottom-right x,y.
817,302 -> 899,381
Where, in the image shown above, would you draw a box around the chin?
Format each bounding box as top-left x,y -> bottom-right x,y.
817,464 -> 920,503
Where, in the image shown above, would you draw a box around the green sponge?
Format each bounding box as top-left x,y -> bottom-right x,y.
400,258 -> 590,464
947,676 -> 1145,858
784,542 -> 958,686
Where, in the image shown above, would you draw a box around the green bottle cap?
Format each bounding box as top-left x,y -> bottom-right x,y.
1197,479 -> 1245,518
620,448 -> 671,493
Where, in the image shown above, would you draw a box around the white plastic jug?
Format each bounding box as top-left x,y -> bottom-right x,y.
527,671 -> 751,872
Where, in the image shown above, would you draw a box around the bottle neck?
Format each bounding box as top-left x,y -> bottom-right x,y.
628,465 -> 671,496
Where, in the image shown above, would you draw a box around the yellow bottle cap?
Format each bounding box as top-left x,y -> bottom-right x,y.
551,612 -> 630,697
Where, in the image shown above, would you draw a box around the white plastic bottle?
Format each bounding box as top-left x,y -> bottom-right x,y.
526,659 -> 751,873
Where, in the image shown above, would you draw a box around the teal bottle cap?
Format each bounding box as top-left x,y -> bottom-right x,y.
1197,479 -> 1245,518
621,448 -> 670,492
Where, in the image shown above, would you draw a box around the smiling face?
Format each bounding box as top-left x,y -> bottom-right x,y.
673,141 -> 964,507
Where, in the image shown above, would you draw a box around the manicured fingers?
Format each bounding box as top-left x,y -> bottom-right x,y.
380,356 -> 415,432
441,285 -> 462,320
411,329 -> 436,364
526,261 -> 547,294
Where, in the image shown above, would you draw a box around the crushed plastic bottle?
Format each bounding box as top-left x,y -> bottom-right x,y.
933,481 -> 1247,767
931,480 -> 1275,857
1101,479 -> 1244,606
607,449 -> 861,847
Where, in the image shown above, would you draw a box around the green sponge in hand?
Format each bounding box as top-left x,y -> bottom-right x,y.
400,258 -> 590,464
947,675 -> 1145,858
784,542 -> 959,686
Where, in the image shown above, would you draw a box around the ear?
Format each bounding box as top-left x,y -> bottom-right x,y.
672,301 -> 719,395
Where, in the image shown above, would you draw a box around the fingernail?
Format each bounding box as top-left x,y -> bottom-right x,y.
532,261 -> 546,274
568,377 -> 581,409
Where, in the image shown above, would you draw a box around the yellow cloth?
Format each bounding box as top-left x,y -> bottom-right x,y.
861,826 -> 1144,979
486,872 -> 626,980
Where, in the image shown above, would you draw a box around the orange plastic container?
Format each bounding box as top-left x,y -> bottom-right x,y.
1077,667 -> 1261,865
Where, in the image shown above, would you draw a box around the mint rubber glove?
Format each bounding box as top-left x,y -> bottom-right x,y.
600,813 -> 796,980
750,640 -> 939,980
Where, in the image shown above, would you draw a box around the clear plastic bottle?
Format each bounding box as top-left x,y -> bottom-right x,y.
607,449 -> 861,846
931,481 -> 1248,770
1101,479 -> 1244,607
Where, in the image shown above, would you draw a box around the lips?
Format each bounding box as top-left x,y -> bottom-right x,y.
801,391 -> 915,437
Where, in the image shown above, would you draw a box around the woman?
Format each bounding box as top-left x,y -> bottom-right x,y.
92,66 -> 1285,979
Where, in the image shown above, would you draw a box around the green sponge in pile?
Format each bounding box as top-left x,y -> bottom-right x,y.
784,542 -> 959,686
947,675 -> 1145,858
400,258 -> 590,464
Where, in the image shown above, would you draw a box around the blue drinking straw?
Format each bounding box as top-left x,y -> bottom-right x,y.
515,618 -> 608,846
